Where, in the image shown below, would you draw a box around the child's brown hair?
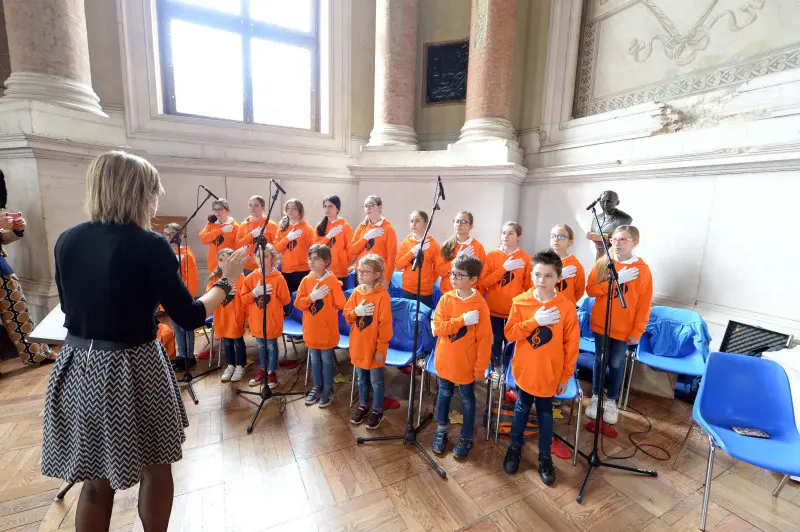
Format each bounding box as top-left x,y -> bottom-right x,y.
308,243 -> 332,267
209,248 -> 234,280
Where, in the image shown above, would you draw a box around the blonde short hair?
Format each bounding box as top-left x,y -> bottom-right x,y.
86,151 -> 164,229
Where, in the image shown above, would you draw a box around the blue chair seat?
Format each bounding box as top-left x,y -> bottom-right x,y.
205,316 -> 213,328
637,348 -> 705,376
555,374 -> 580,401
282,319 -> 303,337
579,336 -> 595,353
337,335 -> 349,350
425,351 -> 437,376
385,347 -> 414,367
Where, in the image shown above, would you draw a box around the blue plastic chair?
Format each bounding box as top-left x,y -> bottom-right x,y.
281,293 -> 307,384
491,343 -> 583,464
203,316 -> 222,368
692,352 -> 800,531
388,271 -> 405,298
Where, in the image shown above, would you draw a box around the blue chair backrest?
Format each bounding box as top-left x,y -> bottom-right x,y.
389,297 -> 433,353
339,288 -> 355,336
503,342 -> 516,369
698,352 -> 795,437
432,278 -> 442,310
289,292 -> 303,322
645,306 -> 711,359
389,271 -> 405,298
576,296 -> 595,338
343,271 -> 357,290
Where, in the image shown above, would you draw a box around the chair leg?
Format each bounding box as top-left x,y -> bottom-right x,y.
349,366 -> 356,408
417,367 -> 426,426
773,475 -> 790,497
305,349 -> 310,388
291,337 -> 299,358
573,389 -> 583,467
494,380 -> 505,444
672,420 -> 695,470
623,354 -> 635,410
209,327 -> 215,368
486,378 -> 493,441
699,436 -> 716,532
281,334 -> 288,356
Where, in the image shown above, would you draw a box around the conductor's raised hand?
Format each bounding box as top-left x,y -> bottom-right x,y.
220,247 -> 250,280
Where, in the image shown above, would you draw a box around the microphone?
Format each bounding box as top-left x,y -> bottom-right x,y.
271,179 -> 286,195
586,196 -> 601,211
200,184 -> 219,200
437,176 -> 445,200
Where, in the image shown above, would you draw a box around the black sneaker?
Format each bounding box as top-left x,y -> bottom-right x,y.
318,388 -> 334,408
350,405 -> 369,425
170,357 -> 196,372
432,427 -> 448,454
365,410 -> 384,429
453,436 -> 474,459
538,455 -> 556,486
305,386 -> 322,406
504,444 -> 522,474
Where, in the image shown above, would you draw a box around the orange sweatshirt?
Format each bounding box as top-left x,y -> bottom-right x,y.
505,291 -> 579,397
555,255 -> 586,305
294,273 -> 346,349
587,257 -> 653,342
240,269 -> 290,340
343,284 -> 393,370
314,218 -> 354,279
395,235 -> 441,296
480,247 -> 532,318
172,245 -> 199,296
432,289 -> 493,385
350,218 -> 398,283
199,217 -> 239,272
274,220 -> 314,274
436,237 -> 487,294
236,216 -> 278,272
206,275 -> 246,339
157,322 -> 176,360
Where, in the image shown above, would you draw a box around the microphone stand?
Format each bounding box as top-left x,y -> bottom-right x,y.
175,187 -> 222,405
235,183 -> 305,434
556,205 -> 657,503
355,178 -> 447,479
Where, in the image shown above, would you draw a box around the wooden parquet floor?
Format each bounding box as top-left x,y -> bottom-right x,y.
0,342 -> 798,532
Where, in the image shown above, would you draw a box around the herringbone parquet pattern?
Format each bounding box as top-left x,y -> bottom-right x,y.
0,340 -> 798,531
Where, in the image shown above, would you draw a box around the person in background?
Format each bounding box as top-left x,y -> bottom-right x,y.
315,195 -> 353,285
199,198 -> 239,273
274,199 -> 314,294
161,223 -> 199,370
549,224 -> 586,305
350,195 -> 397,284
437,211 -> 487,295
206,248 -> 248,383
236,195 -> 278,276
395,210 -> 440,309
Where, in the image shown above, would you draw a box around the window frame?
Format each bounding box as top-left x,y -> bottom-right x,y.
156,0 -> 321,131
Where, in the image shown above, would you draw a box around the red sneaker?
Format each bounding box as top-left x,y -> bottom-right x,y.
196,351 -> 210,360
248,369 -> 265,387
267,371 -> 278,389
383,397 -> 401,410
400,365 -> 422,376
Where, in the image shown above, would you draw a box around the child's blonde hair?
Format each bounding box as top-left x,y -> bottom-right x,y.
595,225 -> 640,283
209,248 -> 234,281
358,254 -> 386,287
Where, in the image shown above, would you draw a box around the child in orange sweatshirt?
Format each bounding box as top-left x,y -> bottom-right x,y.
395,210 -> 440,309
199,198 -> 239,273
314,195 -> 354,284
479,222 -> 532,369
162,223 -> 199,368
236,195 -> 279,275
431,255 -> 492,459
586,225 -> 652,425
437,211 -> 487,294
274,198 -> 315,294
344,254 -> 393,429
295,244 -> 346,407
549,224 -> 586,305
207,248 -> 248,383
241,243 -> 290,389
350,195 -> 397,284
502,249 -> 579,485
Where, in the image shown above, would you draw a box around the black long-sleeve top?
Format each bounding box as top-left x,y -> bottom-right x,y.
55,221 -> 208,344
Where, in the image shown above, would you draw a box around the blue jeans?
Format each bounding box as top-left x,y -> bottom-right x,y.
400,289 -> 433,310
356,367 -> 385,411
435,379 -> 476,440
171,319 -> 195,359
223,337 -> 247,366
592,332 -> 628,400
510,388 -> 553,456
256,338 -> 279,373
490,316 -> 506,368
310,348 -> 335,390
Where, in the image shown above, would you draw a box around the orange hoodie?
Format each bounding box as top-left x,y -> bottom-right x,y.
199,217 -> 239,272
436,237 -> 487,293
172,245 -> 199,296
432,289 -> 493,385
343,284 -> 393,370
274,220 -> 314,274
294,272 -> 346,349
236,216 -> 279,272
240,269 -> 291,340
157,322 -> 176,360
587,257 -> 653,342
505,291 -> 579,397
314,218 -> 354,279
395,235 -> 441,296
206,275 -> 246,339
480,247 -> 532,318
350,218 -> 398,283
555,255 -> 586,305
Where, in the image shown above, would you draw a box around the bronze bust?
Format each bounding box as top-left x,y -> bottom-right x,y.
587,191 -> 632,259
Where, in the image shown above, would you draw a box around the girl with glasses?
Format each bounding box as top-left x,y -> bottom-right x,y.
275,199 -> 314,294
437,211 -> 487,294
350,195 -> 397,284
395,210 -> 440,309
548,224 -> 586,304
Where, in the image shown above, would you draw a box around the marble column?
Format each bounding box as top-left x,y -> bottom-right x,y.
367,0 -> 419,150
2,0 -> 105,116
458,0 -> 518,144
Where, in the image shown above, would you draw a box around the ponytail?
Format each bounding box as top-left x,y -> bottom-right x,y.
441,211 -> 474,262
316,195 -> 341,237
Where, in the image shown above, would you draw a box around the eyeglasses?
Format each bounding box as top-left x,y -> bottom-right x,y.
549,234 -> 569,241
453,219 -> 470,226
363,203 -> 377,209
609,237 -> 630,244
356,268 -> 375,275
448,272 -> 471,280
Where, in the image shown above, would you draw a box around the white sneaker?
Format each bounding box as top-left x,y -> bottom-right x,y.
221,365 -> 235,382
231,365 -> 246,382
603,398 -> 619,425
586,395 -> 599,420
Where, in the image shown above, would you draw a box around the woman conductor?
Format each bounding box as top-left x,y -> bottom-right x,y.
41,151 -> 250,531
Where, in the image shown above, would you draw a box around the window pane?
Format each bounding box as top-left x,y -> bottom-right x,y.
250,0 -> 313,33
251,40 -> 312,129
170,20 -> 243,121
171,0 -> 240,15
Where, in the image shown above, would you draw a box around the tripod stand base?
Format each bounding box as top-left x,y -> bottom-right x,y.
235,387 -> 306,434
576,451 -> 658,504
356,412 -> 447,479
179,365 -> 221,405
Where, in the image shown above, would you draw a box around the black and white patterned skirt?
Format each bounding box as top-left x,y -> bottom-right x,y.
42,335 -> 189,491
